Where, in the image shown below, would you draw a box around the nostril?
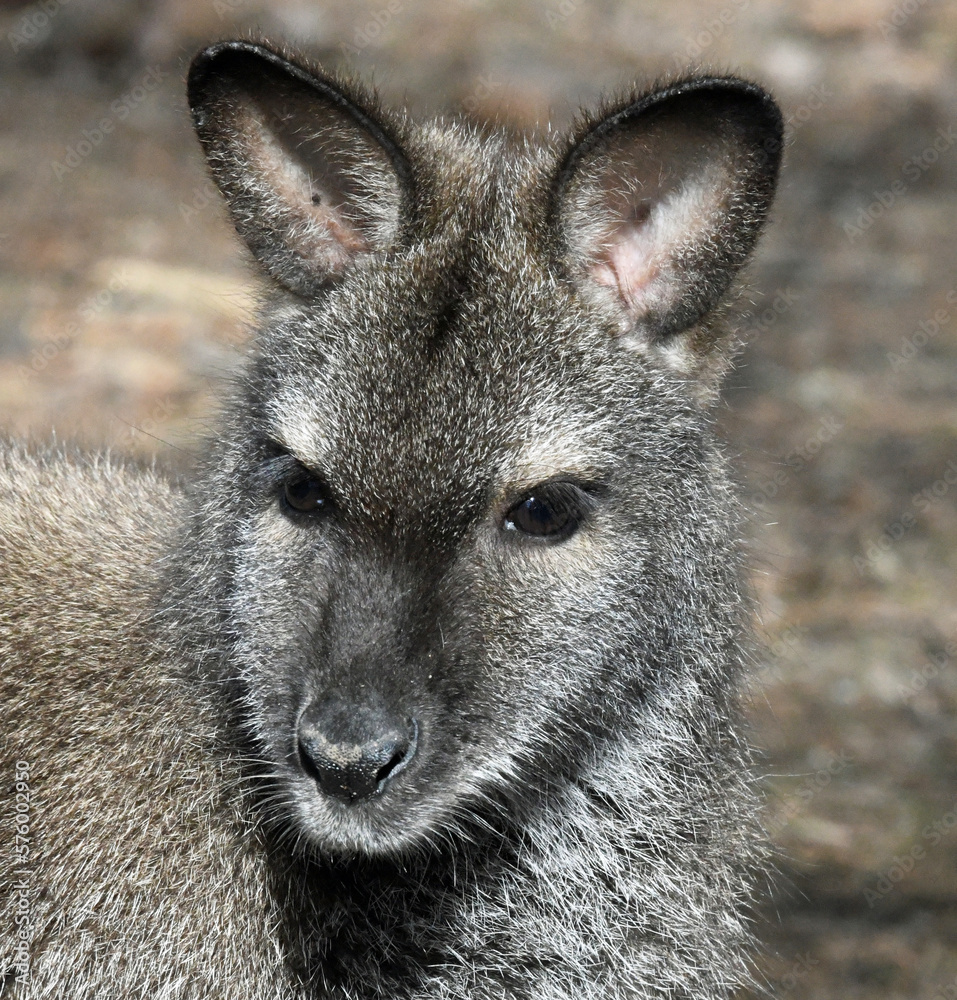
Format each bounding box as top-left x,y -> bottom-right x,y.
296,737 -> 327,785
296,700 -> 418,803
374,718 -> 417,788
375,748 -> 407,787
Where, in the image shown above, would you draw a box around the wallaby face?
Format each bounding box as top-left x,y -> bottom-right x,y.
182,43 -> 782,861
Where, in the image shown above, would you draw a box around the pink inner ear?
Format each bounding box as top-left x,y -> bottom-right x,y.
306,194 -> 369,255
248,112 -> 375,270
590,202 -> 661,315
585,167 -> 728,324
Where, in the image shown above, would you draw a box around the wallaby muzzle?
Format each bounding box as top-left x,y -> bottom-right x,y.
297,696 -> 418,802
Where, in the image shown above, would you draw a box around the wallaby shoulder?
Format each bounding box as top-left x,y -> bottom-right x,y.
0,444 -> 288,998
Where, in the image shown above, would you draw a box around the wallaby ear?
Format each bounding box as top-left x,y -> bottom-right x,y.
188,41 -> 411,297
552,77 -> 783,372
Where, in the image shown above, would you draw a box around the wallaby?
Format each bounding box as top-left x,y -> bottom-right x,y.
0,40 -> 783,1000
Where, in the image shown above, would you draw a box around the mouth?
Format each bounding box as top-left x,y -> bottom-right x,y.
283,762 -> 460,859
247,689 -> 517,859
273,699 -> 440,858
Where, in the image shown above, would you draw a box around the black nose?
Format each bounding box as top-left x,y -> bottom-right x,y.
297,697 -> 417,803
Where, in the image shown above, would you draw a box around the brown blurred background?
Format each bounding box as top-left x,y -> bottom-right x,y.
0,1 -> 955,996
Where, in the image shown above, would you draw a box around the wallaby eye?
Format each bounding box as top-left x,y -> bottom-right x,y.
282,473 -> 328,515
503,482 -> 594,541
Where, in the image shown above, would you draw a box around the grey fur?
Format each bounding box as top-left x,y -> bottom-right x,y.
0,41 -> 782,999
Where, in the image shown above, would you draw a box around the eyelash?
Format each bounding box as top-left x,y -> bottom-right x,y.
502,480 -> 600,542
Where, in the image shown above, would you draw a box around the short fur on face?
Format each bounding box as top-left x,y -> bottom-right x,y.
178,42 -> 782,868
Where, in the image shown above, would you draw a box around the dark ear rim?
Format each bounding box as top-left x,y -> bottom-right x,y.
551,74 -> 784,208
187,39 -> 414,199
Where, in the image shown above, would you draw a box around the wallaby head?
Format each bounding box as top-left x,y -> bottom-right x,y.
178,41 -> 782,863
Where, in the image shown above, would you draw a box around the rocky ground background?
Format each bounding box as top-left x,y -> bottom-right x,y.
0,0 -> 954,996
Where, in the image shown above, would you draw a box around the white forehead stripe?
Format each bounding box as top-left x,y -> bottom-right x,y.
269,397 -> 331,469
502,426 -> 608,488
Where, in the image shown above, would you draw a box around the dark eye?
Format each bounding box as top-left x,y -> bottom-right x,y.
503,482 -> 594,541
282,473 -> 328,515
